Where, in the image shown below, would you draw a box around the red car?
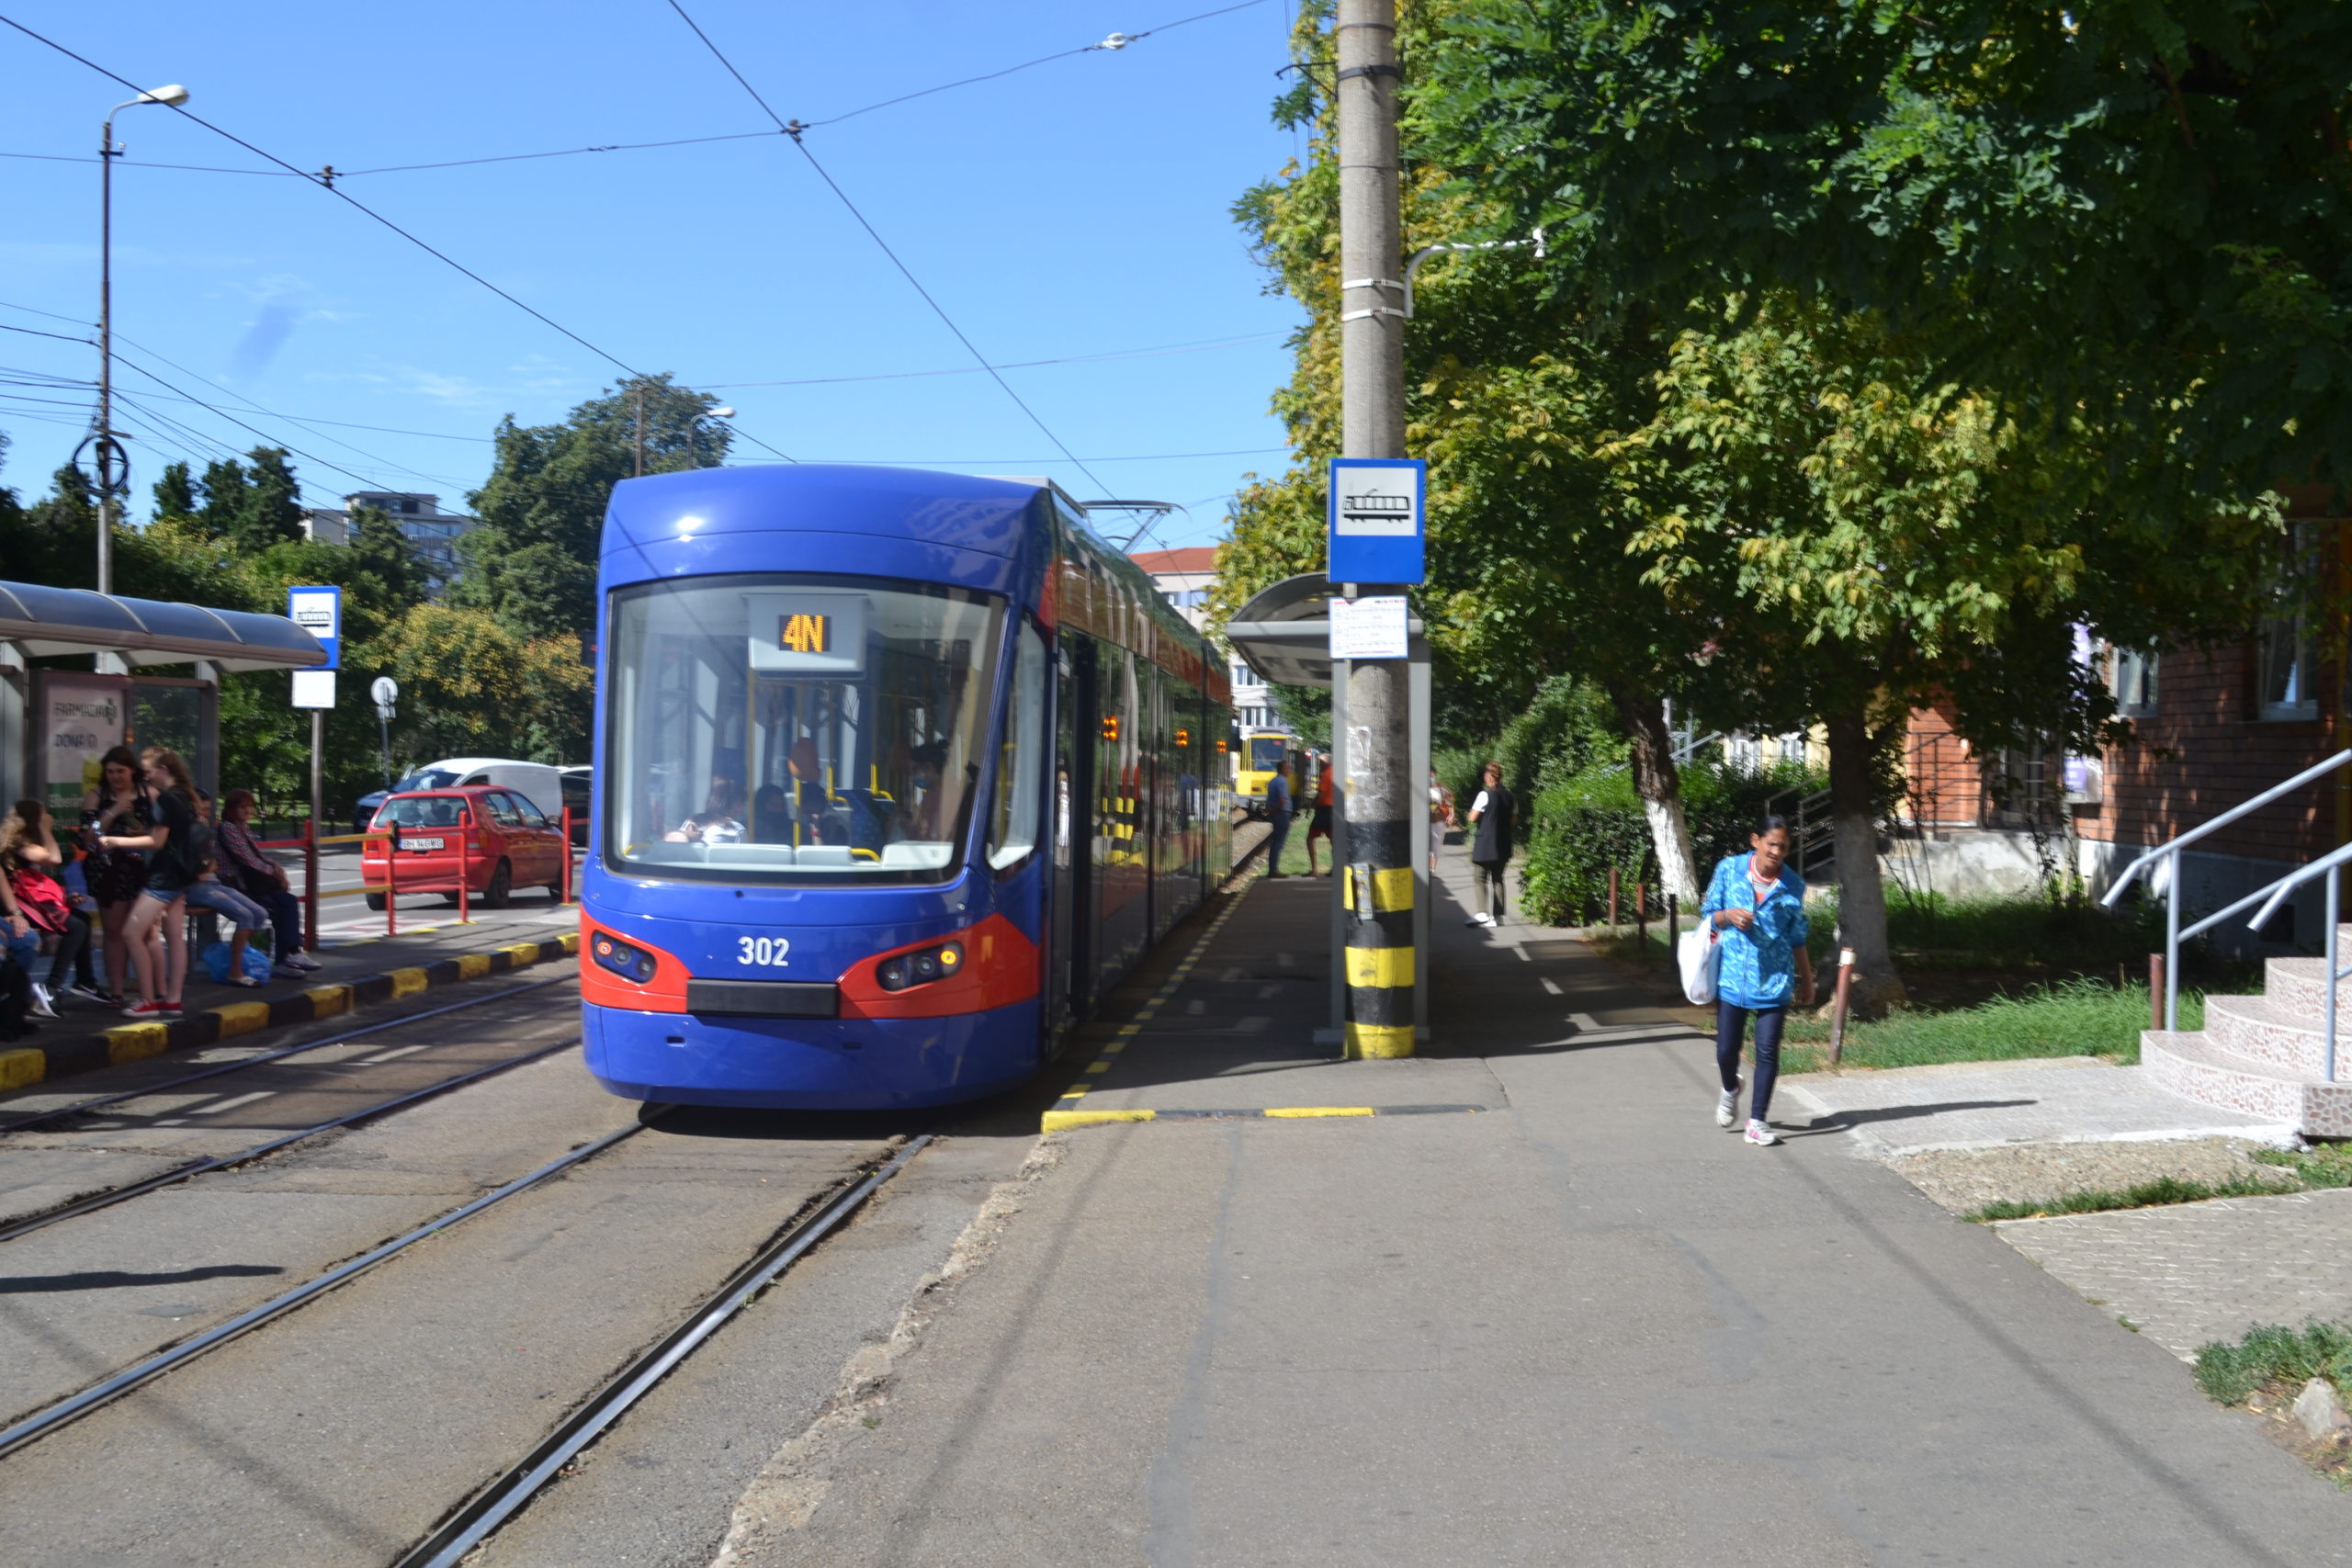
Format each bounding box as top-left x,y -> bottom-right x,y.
362,785 -> 569,910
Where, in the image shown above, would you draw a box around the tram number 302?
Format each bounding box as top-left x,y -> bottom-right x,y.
738,936 -> 792,967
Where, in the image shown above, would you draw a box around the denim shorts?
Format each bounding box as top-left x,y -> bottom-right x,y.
139,874 -> 189,903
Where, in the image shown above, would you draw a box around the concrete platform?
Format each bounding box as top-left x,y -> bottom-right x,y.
715,852 -> 2352,1567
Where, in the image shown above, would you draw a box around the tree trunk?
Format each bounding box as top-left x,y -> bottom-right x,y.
1609,685 -> 1702,902
1825,705 -> 1906,1015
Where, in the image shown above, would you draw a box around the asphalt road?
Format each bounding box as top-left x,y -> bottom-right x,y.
0,972 -> 1047,1568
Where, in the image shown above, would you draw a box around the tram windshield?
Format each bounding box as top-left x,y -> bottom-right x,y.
606,572 -> 1003,884
1247,735 -> 1287,773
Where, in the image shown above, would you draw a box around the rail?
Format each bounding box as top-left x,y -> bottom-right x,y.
2100,748 -> 2352,1035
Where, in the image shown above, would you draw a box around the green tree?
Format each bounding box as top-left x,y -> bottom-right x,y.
1423,0 -> 2352,496
456,374 -> 729,640
151,460 -> 198,525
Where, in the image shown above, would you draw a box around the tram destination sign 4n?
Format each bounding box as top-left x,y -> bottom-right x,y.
1327,457 -> 1425,586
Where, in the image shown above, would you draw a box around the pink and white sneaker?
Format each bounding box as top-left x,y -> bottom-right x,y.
1745,1120 -> 1780,1146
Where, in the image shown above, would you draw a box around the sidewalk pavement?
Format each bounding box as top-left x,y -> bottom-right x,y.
4,900 -> 577,1091
728,849 -> 2349,1567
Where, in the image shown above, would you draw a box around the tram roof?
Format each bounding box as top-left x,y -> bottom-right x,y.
604,464 -> 1055,561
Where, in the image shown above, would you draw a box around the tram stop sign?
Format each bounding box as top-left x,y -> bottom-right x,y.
1327,457 -> 1425,585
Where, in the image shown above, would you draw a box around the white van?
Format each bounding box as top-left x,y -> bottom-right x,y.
413,758 -> 565,821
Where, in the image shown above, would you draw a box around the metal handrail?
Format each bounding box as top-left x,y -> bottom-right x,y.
2102,748 -> 2352,904
2099,747 -> 2352,1038
2230,840 -> 2352,1085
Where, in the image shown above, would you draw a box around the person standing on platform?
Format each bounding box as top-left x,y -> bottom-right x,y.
1700,813 -> 1817,1146
1464,761 -> 1514,928
1305,754 -> 1335,876
1262,759 -> 1295,877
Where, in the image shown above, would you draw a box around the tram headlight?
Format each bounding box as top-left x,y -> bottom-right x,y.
876,941 -> 963,992
592,932 -> 658,984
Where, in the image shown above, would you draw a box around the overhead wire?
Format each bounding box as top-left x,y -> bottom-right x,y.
660,0 -> 1114,495
0,12 -> 802,468
0,2 -> 1275,179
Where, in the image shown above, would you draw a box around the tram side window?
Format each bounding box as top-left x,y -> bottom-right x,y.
989,621 -> 1047,871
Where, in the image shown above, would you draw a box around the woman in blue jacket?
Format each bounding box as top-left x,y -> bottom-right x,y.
1700,814 -> 1817,1145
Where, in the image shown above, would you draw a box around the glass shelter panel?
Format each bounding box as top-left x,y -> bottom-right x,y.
607,573 -> 1002,883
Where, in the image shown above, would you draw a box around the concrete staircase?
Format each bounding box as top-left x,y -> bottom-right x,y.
2143,939 -> 2352,1135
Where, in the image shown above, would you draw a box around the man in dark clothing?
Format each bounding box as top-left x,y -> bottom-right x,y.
1262,760 -> 1295,877
1465,760 -> 1515,927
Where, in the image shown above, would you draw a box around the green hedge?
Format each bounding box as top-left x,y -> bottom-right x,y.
1521,758 -> 1820,926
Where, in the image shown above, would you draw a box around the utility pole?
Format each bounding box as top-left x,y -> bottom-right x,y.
92,85 -> 190,596
97,110 -> 118,595
1336,0 -> 1414,1058
632,381 -> 647,479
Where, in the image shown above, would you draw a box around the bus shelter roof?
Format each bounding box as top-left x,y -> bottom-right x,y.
0,579 -> 328,672
1224,572 -> 1422,690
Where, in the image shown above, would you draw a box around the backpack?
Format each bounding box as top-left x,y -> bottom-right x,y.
182,817 -> 218,879
7,867 -> 68,935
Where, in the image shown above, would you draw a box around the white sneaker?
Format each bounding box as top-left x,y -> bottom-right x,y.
1716,1083 -> 1739,1128
1745,1120 -> 1780,1146
1464,914 -> 1487,927
28,982 -> 57,1019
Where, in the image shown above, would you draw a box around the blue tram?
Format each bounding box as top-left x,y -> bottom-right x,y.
579,465 -> 1236,1108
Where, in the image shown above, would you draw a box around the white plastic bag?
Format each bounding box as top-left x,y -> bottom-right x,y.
1678,919 -> 1720,1006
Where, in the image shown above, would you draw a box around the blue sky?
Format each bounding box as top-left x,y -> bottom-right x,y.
0,1 -> 1309,554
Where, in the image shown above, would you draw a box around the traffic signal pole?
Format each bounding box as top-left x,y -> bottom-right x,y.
1336,0 -> 1414,1058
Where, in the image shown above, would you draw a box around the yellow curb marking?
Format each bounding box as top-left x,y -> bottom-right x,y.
0,1047 -> 44,1090
305,984 -> 355,1017
1043,1108 -> 1156,1132
388,967 -> 430,999
107,1024 -> 170,1065
212,1001 -> 272,1038
457,952 -> 492,979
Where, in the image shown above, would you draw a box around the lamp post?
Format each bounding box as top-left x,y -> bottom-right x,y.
96,83 -> 189,597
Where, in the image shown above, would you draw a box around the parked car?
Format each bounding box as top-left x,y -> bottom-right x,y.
351,757 -> 568,832
360,785 -> 569,909
559,764 -> 592,846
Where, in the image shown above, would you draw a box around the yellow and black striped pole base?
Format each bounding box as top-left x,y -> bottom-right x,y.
1340,813 -> 1415,1059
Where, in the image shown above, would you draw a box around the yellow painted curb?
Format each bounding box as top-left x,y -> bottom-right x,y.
107,1023 -> 170,1065
457,952 -> 492,979
213,1001 -> 272,1038
0,1047 -> 43,1090
558,931 -> 580,953
306,984 -> 355,1018
500,942 -> 540,963
1262,1106 -> 1376,1118
388,967 -> 430,999
1042,1108 -> 1157,1132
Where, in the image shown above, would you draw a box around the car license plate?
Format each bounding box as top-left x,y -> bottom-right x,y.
404,836 -> 444,851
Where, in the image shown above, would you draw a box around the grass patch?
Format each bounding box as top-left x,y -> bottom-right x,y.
2191,1320 -> 2352,1406
2253,1140 -> 2352,1189
1964,1173 -> 2284,1224
1781,976 -> 2199,1073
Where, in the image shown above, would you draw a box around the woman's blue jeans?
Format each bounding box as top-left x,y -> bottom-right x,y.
1715,999 -> 1787,1123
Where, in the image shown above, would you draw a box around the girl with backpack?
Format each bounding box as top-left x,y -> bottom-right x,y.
97,747 -> 200,1019
4,800 -> 93,1017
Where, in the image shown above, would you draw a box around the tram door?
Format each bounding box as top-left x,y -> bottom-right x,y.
1055,636 -> 1095,1024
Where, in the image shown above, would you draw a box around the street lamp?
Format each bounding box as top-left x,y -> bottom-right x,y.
95,84 -> 189,598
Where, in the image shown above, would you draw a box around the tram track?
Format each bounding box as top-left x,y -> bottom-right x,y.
0,1111 -> 654,1461
0,976 -> 571,1136
0,1034 -> 582,1245
392,1134 -> 933,1568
